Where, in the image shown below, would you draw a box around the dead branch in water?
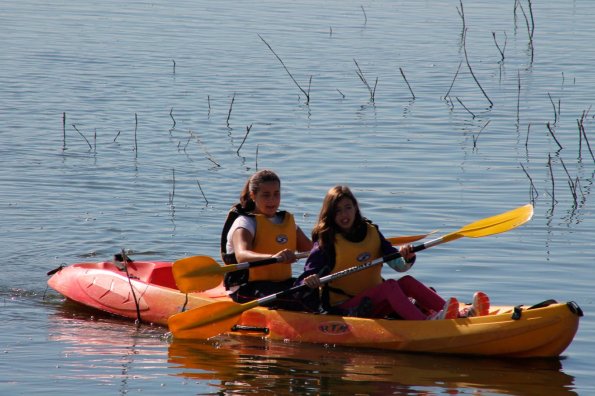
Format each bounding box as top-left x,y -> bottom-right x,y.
547,153 -> 558,204
226,93 -> 235,128
172,59 -> 176,75
71,124 -> 92,151
196,179 -> 209,206
168,168 -> 175,207
258,34 -> 311,104
170,108 -> 176,132
462,27 -> 494,108
361,5 -> 367,25
237,124 -> 253,155
134,113 -> 138,157
516,71 -> 521,125
399,67 -> 415,100
255,144 -> 260,170
62,112 -> 66,150
578,107 -> 594,162
515,0 -> 535,63
472,120 -> 490,148
546,122 -> 563,151
520,162 -> 539,202
354,59 -> 377,102
492,31 -> 507,62
455,96 -> 475,118
444,60 -> 463,100
547,93 -> 560,124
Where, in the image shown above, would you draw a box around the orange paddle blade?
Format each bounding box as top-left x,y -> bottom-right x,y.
168,300 -> 258,340
173,256 -> 224,293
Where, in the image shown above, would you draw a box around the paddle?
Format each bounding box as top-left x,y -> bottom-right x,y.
168,204 -> 533,340
174,252 -> 310,293
173,233 -> 435,293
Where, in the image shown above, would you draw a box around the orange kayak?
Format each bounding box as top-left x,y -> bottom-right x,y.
47,260 -> 582,358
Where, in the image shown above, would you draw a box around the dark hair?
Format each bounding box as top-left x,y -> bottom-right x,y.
239,169 -> 281,212
311,185 -> 364,254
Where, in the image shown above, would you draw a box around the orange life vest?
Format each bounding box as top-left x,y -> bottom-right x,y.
249,212 -> 297,282
328,223 -> 383,306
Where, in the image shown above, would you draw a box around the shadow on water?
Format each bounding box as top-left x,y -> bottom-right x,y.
168,335 -> 578,395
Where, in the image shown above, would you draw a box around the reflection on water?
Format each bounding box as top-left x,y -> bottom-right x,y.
34,295 -> 579,395
168,336 -> 578,396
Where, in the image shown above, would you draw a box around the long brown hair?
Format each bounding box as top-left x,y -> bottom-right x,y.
239,169 -> 281,212
312,185 -> 364,253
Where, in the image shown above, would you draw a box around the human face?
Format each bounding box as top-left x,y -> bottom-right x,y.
251,181 -> 281,217
334,197 -> 356,233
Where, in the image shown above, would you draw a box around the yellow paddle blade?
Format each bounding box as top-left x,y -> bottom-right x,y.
387,231 -> 438,245
443,204 -> 534,242
168,300 -> 258,340
173,256 -> 224,293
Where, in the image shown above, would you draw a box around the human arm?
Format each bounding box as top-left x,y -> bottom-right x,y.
296,225 -> 313,252
296,242 -> 333,288
379,231 -> 416,272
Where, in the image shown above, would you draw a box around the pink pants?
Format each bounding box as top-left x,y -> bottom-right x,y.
338,276 -> 445,320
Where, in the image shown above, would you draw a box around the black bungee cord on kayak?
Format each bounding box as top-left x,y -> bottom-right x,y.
117,249 -> 142,326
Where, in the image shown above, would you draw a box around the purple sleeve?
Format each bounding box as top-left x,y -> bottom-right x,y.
295,242 -> 333,284
378,230 -> 399,255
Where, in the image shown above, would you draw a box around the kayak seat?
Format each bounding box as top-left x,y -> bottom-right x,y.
146,263 -> 178,290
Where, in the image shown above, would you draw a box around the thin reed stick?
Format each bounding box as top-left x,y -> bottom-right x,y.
71,124 -> 92,150
546,122 -> 563,150
196,179 -> 208,206
62,112 -> 66,150
462,27 -> 494,107
399,67 -> 415,100
237,124 -> 252,155
354,59 -> 377,102
226,93 -> 235,127
258,34 -> 310,104
134,113 -> 138,157
444,60 -> 463,99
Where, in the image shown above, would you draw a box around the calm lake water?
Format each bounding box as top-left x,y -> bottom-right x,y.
1,0 -> 594,394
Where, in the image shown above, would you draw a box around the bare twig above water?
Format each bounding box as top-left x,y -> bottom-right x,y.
196,179 -> 209,206
472,120 -> 490,148
255,144 -> 260,170
113,130 -> 121,142
492,31 -> 507,62
444,60 -> 463,99
134,113 -> 138,157
546,122 -> 563,151
547,92 -> 560,124
336,89 -> 345,98
455,96 -> 475,118
515,0 -> 535,63
516,71 -> 521,125
170,107 -> 177,132
71,124 -> 92,151
226,93 -> 235,128
462,27 -> 494,108
237,124 -> 252,155
62,112 -> 66,150
520,162 -> 539,203
258,34 -> 311,104
361,5 -> 368,25
354,59 -> 377,102
399,67 -> 415,100
578,107 -> 594,162
172,59 -> 176,75
547,153 -> 558,205
169,168 -> 176,207
207,95 -> 211,117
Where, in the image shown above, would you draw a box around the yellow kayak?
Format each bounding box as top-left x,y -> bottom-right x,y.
48,260 -> 582,358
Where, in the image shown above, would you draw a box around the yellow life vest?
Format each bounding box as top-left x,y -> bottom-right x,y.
328,223 -> 383,306
249,212 -> 297,282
